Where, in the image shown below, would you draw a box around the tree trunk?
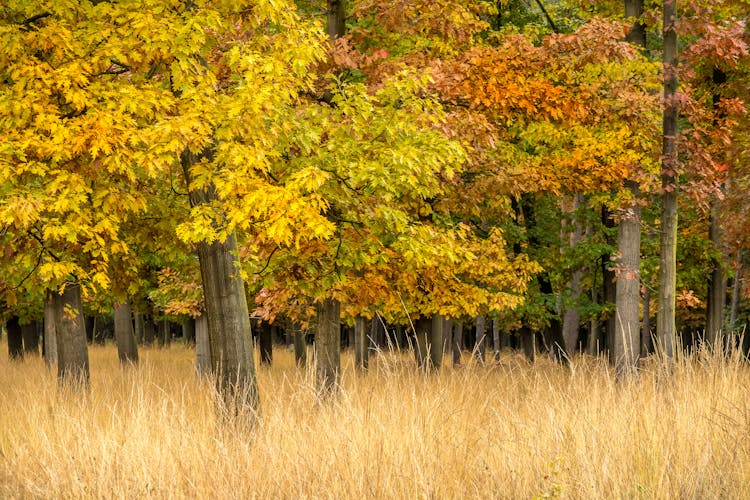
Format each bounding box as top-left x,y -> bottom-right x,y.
158,319 -> 171,347
52,283 -> 90,388
315,298 -> 341,397
21,321 -> 39,355
602,207 -> 617,356
293,325 -> 307,367
521,326 -> 536,362
43,292 -> 58,368
491,319 -> 501,361
451,322 -> 463,366
706,204 -> 726,348
414,317 -> 430,369
730,251 -> 743,330
443,318 -> 453,358
475,315 -> 486,365
656,0 -> 678,361
562,193 -> 585,355
354,316 -> 368,370
429,315 -> 444,370
183,318 -> 196,344
143,316 -> 156,345
259,322 -> 273,366
114,302 -> 139,365
588,285 -> 600,355
134,312 -> 145,344
641,285 -> 652,356
612,184 -> 642,376
183,148 -> 258,411
326,0 -> 346,40
7,316 -> 23,360
195,313 -> 211,375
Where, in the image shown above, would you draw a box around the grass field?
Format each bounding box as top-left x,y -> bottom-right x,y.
1,342 -> 749,498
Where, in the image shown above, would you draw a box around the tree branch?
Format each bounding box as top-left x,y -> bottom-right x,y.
533,0 -> 559,33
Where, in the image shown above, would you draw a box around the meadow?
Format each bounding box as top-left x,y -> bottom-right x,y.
1,342 -> 749,499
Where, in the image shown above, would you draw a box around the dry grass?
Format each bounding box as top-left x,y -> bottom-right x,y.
1,342 -> 749,499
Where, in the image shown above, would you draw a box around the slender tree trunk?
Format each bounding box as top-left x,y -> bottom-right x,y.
475,315 -> 486,365
641,285 -> 652,356
315,298 -> 341,397
451,322 -> 463,366
7,316 -> 23,360
52,284 -> 90,388
143,316 -> 156,345
114,302 -> 139,365
327,0 -> 346,40
521,326 -> 536,362
158,319 -> 171,347
492,319 -> 501,361
429,315 -> 444,370
44,292 -> 57,368
730,252 -> 743,330
259,322 -> 273,366
195,313 -> 211,375
21,321 -> 39,355
613,184 -> 642,376
588,285 -> 600,355
354,316 -> 368,370
293,325 -> 307,367
414,317 -> 430,369
602,208 -> 617,355
443,318 -> 453,358
706,204 -> 726,348
134,312 -> 145,344
657,0 -> 679,361
562,193 -> 585,355
183,318 -> 196,344
183,149 -> 258,412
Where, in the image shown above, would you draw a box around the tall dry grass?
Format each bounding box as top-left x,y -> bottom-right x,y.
1,341 -> 749,499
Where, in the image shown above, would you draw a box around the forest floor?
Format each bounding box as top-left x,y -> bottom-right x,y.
1,342 -> 749,498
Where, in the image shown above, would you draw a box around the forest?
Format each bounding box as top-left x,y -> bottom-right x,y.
1,0 -> 750,497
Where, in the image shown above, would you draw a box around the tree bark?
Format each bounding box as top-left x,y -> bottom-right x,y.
195,313 -> 211,375
429,315 -> 444,370
143,316 -> 156,345
182,149 -> 258,412
134,312 -> 145,344
293,325 -> 307,367
259,322 -> 273,366
451,321 -> 463,366
327,0 -> 346,40
657,0 -> 678,361
641,285 -> 652,356
730,251 -> 743,330
475,315 -> 486,365
21,321 -> 39,355
492,319 -> 501,361
354,315 -> 368,370
183,318 -> 196,344
706,206 -> 726,348
114,302 -> 139,365
7,316 -> 23,360
587,285 -> 600,355
158,319 -> 171,347
315,298 -> 341,397
43,292 -> 57,368
52,283 -> 90,388
562,193 -> 585,355
414,317 -> 430,369
602,207 -> 617,356
612,186 -> 642,376
521,326 -> 536,362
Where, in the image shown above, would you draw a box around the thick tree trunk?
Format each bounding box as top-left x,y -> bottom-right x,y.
259,322 -> 273,366
443,318 -> 453,357
315,298 -> 341,397
43,292 -> 57,368
183,318 -> 196,344
114,302 -> 139,365
612,186 -> 642,376
521,326 -> 536,362
429,315 -> 444,370
706,205 -> 726,348
475,315 -> 486,365
451,322 -> 463,366
52,284 -> 90,388
183,148 -> 258,411
195,313 -> 211,375
21,321 -> 39,355
354,316 -> 368,370
657,0 -> 678,361
7,316 -> 23,360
